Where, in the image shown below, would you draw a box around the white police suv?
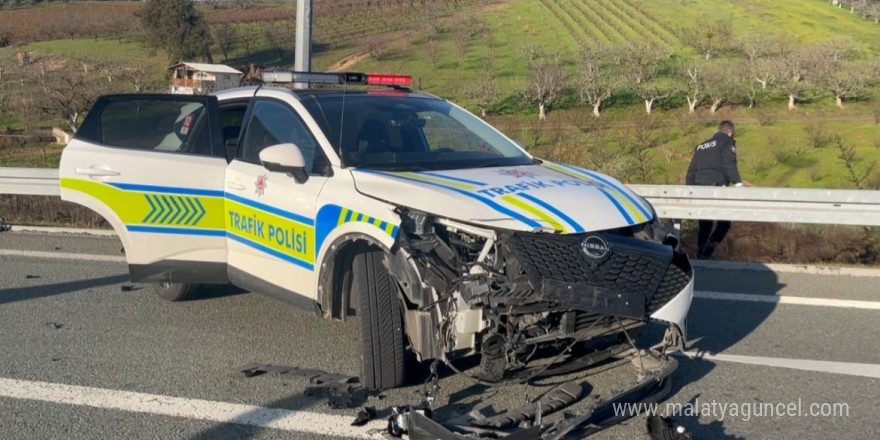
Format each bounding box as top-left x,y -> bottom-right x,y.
60,72 -> 693,392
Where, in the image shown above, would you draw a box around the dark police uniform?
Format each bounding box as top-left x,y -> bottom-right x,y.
686,132 -> 742,258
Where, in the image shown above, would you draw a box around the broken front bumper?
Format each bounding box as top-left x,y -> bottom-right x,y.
392,348 -> 679,440
451,229 -> 694,355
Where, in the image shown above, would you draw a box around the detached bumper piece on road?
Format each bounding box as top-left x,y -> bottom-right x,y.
387,350 -> 678,440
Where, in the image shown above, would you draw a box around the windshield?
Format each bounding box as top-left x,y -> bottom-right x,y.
299,93 -> 532,170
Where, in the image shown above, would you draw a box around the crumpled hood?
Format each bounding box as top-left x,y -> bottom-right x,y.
351,163 -> 654,233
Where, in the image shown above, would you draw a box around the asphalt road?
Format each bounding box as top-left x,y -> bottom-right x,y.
1,231 -> 878,439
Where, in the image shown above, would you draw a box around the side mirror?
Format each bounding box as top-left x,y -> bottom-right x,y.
259,143 -> 308,184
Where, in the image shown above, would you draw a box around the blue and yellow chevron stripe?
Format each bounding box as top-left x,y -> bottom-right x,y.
142,194 -> 207,226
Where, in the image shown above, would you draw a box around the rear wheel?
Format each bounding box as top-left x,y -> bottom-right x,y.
353,250 -> 407,390
152,282 -> 201,302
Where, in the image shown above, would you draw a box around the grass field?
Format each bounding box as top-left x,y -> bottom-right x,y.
2,0 -> 880,191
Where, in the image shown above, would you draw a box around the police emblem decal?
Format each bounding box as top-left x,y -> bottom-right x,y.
255,174 -> 268,197
497,168 -> 536,179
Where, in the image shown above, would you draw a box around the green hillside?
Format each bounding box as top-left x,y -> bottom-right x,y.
3,0 -> 880,191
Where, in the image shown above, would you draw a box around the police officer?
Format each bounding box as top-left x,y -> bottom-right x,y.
686,120 -> 743,259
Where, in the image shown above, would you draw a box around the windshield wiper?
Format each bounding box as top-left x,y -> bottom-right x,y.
372,165 -> 430,172
474,162 -> 506,168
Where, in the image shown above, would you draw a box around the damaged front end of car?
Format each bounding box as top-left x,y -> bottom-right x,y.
387,206 -> 694,439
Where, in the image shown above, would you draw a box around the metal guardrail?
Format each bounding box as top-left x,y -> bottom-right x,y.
3,167 -> 880,226
0,167 -> 60,196
629,185 -> 880,227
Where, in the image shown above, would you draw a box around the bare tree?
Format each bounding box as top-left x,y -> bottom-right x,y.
366,35 -> 386,61
214,25 -> 236,62
617,42 -> 667,85
453,23 -> 469,59
575,45 -> 617,117
775,50 -> 811,111
426,1 -> 444,34
733,60 -> 760,108
36,62 -> 109,133
120,64 -> 157,92
522,45 -> 566,120
264,23 -> 286,61
635,81 -> 676,115
810,40 -> 868,108
465,72 -> 499,118
737,34 -> 772,61
619,43 -> 671,115
681,59 -> 704,114
821,62 -> 870,108
426,35 -> 439,70
866,0 -> 880,22
703,61 -> 737,113
681,20 -> 732,60
750,57 -> 776,90
241,29 -> 253,56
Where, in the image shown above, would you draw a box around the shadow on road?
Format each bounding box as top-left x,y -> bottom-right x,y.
189,283 -> 248,301
663,362 -> 747,440
0,274 -> 128,305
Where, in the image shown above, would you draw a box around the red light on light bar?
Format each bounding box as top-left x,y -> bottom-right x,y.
366,74 -> 412,87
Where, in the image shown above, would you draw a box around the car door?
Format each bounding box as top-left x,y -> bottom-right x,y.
59,94 -> 228,283
224,91 -> 331,300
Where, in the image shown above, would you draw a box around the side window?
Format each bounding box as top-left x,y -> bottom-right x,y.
98,99 -> 212,155
238,100 -> 319,174
220,104 -> 247,146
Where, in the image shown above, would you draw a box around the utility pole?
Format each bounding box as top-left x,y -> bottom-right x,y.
294,0 -> 312,89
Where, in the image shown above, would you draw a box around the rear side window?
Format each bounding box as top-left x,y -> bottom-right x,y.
77,95 -> 221,157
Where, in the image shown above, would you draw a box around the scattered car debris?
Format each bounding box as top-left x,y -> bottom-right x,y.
471,382 -> 583,429
25,275 -> 40,279
238,363 -> 358,385
0,218 -> 10,232
120,285 -> 141,292
351,406 -> 376,427
387,404 -> 433,438
240,364 -> 371,409
44,322 -> 63,330
382,349 -> 677,440
646,415 -> 693,440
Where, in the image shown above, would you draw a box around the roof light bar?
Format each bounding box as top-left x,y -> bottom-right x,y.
260,71 -> 411,88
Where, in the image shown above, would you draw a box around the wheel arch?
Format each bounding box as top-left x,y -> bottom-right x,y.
317,232 -> 416,319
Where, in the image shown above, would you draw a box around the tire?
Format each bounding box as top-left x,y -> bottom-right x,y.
353,250 -> 406,390
152,282 -> 201,302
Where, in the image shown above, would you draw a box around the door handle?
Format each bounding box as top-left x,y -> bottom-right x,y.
226,181 -> 246,191
74,167 -> 120,177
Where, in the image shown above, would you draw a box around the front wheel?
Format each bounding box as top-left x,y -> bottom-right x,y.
353,250 -> 407,390
151,282 -> 201,302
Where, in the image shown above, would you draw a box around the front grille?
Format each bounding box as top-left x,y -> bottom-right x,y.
510,231 -> 690,316
648,256 -> 691,314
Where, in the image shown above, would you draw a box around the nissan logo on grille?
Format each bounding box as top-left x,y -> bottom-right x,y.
581,236 -> 610,259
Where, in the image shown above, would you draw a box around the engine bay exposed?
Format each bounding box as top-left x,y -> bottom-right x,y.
393,207 -> 691,380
